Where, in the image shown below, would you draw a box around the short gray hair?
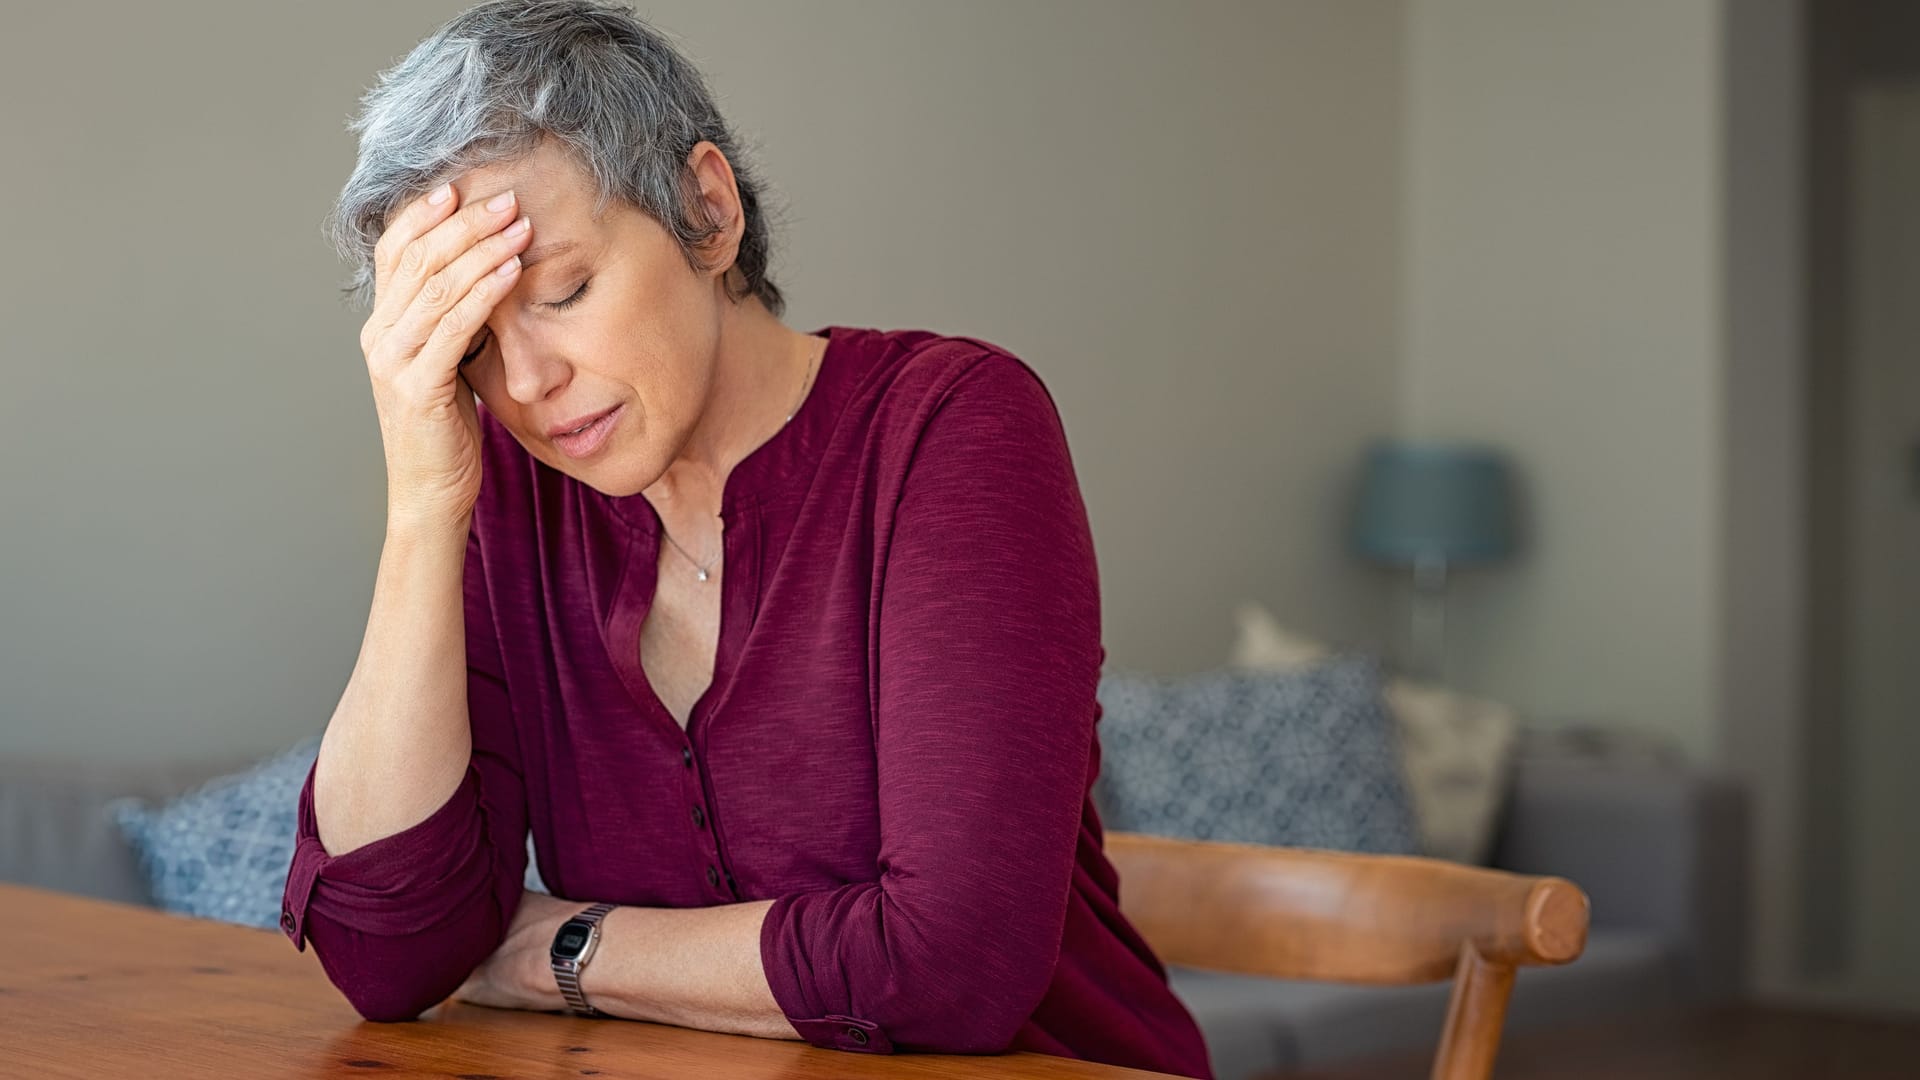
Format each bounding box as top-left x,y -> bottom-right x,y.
323,0 -> 786,315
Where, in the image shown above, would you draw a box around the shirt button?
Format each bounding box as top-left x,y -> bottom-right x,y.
706,865 -> 720,888
682,747 -> 693,768
280,910 -> 295,932
846,1027 -> 869,1046
691,805 -> 706,829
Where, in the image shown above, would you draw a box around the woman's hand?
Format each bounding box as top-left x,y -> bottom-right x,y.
453,889 -> 583,1013
360,181 -> 535,533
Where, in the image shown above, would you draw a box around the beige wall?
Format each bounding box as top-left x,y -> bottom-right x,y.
1397,0 -> 1728,757
0,1 -> 1408,761
1399,0 -> 1809,994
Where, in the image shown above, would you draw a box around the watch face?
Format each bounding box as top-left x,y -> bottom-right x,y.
553,920 -> 594,959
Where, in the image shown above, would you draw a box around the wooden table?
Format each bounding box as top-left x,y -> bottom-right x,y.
1280,1002 -> 1920,1079
0,883 -> 1181,1079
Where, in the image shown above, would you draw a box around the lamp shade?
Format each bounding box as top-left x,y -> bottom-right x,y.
1351,439 -> 1516,566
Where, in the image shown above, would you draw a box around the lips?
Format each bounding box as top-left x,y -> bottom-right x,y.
549,403 -> 624,460
546,406 -> 620,439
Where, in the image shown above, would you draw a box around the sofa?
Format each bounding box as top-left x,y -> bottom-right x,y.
0,745 -> 1747,1080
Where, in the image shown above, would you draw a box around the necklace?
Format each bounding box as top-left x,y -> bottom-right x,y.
660,339 -> 823,583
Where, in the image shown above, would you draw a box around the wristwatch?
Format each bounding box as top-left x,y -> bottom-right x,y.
549,902 -> 618,1017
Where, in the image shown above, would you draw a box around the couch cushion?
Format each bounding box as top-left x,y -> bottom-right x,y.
0,751 -> 259,906
109,737 -> 323,929
1229,601 -> 1522,865
1166,929 -> 1680,1080
1095,658 -> 1420,854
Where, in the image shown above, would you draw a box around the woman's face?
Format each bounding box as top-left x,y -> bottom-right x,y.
440,138 -> 739,497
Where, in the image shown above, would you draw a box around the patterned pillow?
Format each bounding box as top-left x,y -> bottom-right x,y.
113,737 -> 553,927
110,736 -> 322,929
1094,657 -> 1420,854
1230,601 -> 1521,864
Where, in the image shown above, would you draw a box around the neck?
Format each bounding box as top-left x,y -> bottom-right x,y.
641,298 -> 817,522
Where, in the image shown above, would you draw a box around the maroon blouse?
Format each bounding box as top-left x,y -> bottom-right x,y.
278,325 -> 1214,1079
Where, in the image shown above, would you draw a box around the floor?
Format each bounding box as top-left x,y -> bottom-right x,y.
1276,1005 -> 1920,1079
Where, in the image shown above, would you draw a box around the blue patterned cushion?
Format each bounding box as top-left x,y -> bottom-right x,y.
110,736 -> 323,929
1094,656 -> 1421,853
112,736 -> 552,927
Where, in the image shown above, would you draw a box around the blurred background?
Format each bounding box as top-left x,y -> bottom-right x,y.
1,0 -> 1914,1075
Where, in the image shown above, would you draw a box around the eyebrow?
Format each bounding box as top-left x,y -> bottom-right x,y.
518,238 -> 580,270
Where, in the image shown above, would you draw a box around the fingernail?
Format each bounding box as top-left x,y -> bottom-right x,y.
505,216 -> 529,238
486,190 -> 516,213
428,182 -> 452,206
497,255 -> 521,277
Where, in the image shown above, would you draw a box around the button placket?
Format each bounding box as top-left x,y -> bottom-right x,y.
682,744 -> 724,893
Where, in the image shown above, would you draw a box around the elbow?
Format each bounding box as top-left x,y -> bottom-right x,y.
349,995 -> 427,1025
335,966 -> 463,1024
885,946 -> 1057,1054
770,888 -> 1064,1055
308,926 -> 477,1025
893,987 -> 1043,1055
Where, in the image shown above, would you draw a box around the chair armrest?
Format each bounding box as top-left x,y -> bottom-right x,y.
1106,832 -> 1588,984
1487,754 -> 1749,1001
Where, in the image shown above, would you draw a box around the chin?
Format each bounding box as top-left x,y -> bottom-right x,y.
577,449 -> 664,499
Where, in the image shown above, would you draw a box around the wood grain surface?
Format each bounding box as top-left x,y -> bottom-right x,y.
1104,834 -> 1586,985
0,883 -> 1183,1079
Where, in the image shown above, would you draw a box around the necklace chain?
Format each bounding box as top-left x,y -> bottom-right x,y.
660,340 -> 822,583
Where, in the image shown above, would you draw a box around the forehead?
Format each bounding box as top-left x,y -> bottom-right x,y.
448,140 -> 600,226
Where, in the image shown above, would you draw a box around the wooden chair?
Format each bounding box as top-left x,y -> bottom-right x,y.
1106,832 -> 1590,1080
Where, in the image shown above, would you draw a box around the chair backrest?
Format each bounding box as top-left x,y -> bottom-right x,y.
1106,831 -> 1589,1080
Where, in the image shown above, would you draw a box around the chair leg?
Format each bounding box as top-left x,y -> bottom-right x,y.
1430,943 -> 1517,1080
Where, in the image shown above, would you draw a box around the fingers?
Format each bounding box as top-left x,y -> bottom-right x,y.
370,182 -> 457,307
369,186 -> 524,333
380,212 -> 533,372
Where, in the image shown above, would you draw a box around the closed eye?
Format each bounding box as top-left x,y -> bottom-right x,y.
460,330 -> 489,367
460,278 -> 589,366
547,279 -> 591,311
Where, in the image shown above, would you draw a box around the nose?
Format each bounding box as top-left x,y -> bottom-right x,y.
492,325 -> 571,407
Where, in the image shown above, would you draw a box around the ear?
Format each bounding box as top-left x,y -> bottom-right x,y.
684,141 -> 745,275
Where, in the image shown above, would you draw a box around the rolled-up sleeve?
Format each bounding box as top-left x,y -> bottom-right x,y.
758,354 -> 1103,1055
280,526 -> 529,1023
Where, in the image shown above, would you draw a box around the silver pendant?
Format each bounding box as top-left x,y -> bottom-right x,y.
697,569 -> 709,582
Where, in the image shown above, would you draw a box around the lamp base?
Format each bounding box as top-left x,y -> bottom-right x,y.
1404,556 -> 1450,683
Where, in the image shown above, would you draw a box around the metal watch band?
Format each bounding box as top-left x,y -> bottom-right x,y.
553,902 -> 618,1017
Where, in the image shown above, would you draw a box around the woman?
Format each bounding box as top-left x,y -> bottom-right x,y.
280,2 -> 1212,1076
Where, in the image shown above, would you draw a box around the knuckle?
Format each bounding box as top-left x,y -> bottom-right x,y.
435,304 -> 471,341
397,240 -> 430,279
418,271 -> 453,307
465,197 -> 500,226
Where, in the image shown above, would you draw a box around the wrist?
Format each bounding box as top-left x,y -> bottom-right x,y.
384,506 -> 472,548
526,914 -> 570,1010
549,901 -> 620,1016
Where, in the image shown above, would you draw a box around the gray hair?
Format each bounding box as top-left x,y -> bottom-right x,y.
323,0 -> 786,315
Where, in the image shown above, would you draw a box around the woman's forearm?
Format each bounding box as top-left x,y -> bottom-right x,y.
495,897 -> 796,1040
312,517 -> 476,856
588,899 -> 796,1039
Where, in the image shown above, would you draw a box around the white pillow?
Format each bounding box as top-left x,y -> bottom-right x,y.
1228,602 -> 1521,865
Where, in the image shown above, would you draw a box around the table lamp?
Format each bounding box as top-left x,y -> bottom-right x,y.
1350,438 -> 1517,682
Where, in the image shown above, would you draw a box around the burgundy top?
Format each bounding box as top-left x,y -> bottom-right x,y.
278,325 -> 1213,1079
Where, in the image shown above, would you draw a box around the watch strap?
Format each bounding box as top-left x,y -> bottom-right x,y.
552,902 -> 618,1017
